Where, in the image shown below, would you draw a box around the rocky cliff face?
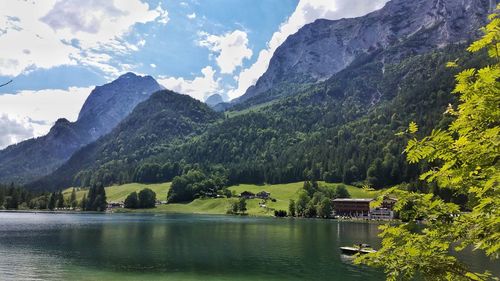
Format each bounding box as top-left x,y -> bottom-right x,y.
77,72 -> 164,139
0,73 -> 163,184
236,0 -> 495,103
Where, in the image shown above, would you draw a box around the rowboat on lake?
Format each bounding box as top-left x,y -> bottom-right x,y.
340,244 -> 377,255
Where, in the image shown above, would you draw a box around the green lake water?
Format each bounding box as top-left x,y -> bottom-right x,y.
0,212 -> 497,281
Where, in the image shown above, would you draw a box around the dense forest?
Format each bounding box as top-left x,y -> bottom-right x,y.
31,44 -> 483,191
0,183 -> 69,210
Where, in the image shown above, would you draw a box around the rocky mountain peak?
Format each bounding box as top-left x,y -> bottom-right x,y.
236,0 -> 495,104
0,73 -> 164,185
76,73 -> 163,138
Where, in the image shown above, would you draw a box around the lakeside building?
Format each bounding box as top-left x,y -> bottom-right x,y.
369,207 -> 394,220
107,202 -> 124,209
332,197 -> 397,220
332,198 -> 373,217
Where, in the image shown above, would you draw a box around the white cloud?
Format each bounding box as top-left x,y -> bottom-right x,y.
227,0 -> 388,99
158,66 -> 221,101
187,13 -> 197,19
0,0 -> 169,77
150,63 -> 157,68
199,30 -> 252,74
155,3 -> 170,25
0,86 -> 93,147
0,114 -> 34,149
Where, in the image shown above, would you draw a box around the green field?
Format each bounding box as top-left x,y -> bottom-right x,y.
66,181 -> 379,216
63,182 -> 171,202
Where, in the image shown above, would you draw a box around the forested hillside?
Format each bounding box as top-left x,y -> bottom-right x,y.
0,73 -> 162,184
29,90 -> 222,191
30,44 -> 487,192
23,0 -> 493,194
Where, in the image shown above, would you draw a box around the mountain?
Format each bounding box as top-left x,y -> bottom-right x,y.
29,90 -> 222,191
234,0 -> 495,106
0,73 -> 163,184
28,0 -> 494,191
205,94 -> 224,107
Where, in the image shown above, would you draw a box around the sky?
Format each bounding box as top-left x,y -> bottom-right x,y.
0,0 -> 388,149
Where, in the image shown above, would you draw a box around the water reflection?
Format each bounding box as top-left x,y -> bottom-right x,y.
0,213 -> 496,281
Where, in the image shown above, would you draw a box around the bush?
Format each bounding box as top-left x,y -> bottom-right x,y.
274,210 -> 287,217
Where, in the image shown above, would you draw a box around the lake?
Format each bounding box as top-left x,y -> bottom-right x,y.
0,212 -> 496,281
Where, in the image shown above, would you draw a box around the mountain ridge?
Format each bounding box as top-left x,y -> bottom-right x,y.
0,73 -> 163,184
234,0 -> 494,105
28,90 -> 222,190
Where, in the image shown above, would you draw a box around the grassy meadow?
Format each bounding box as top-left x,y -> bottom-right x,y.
65,181 -> 379,216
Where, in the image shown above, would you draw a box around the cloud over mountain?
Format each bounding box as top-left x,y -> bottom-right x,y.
227,0 -> 389,99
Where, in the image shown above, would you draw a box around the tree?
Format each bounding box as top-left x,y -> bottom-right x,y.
85,184 -> 107,211
296,191 -> 310,217
0,188 -> 5,209
138,188 -> 156,208
124,192 -> 139,209
357,9 -> 500,281
335,184 -> 350,198
229,200 -> 239,214
80,194 -> 87,210
288,199 -> 296,217
56,191 -> 64,208
93,184 -> 107,211
317,198 -> 332,218
48,193 -> 56,211
238,198 -> 247,214
70,188 -> 78,209
305,201 -> 317,218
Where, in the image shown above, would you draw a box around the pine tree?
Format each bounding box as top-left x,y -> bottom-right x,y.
288,199 -> 296,217
56,191 -> 64,209
0,188 -> 4,209
80,194 -> 87,211
70,188 -> 77,209
85,185 -> 96,211
48,193 -> 56,211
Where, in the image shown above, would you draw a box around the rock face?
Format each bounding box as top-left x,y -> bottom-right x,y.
0,73 -> 163,184
236,0 -> 495,104
205,94 -> 224,107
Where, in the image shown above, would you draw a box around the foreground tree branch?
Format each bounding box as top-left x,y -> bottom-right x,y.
356,5 -> 500,281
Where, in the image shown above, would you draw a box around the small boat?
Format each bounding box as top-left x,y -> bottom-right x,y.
340,244 -> 377,255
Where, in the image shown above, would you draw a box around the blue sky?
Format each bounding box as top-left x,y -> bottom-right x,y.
0,0 -> 388,148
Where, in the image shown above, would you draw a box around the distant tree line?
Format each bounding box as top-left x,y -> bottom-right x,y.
0,183 -> 78,210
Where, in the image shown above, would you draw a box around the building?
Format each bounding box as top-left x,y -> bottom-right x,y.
332,198 -> 373,217
256,191 -> 271,199
107,202 -> 124,209
239,191 -> 255,199
370,207 -> 394,220
381,196 -> 398,210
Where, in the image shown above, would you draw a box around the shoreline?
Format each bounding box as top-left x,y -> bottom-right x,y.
0,209 -> 397,224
